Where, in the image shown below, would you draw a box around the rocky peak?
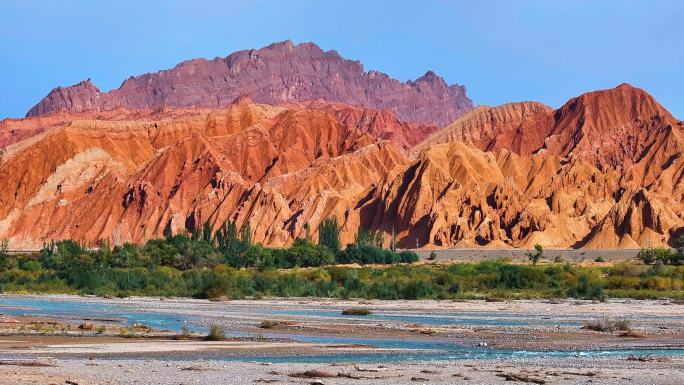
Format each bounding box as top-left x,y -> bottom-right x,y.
26,41 -> 473,127
415,70 -> 441,84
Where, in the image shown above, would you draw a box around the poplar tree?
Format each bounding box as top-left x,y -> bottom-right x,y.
318,216 -> 340,251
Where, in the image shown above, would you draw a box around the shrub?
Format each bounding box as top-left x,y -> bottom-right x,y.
607,276 -> 641,290
428,251 -> 437,261
637,247 -> 672,265
180,325 -> 191,339
336,287 -> 350,299
369,282 -> 399,300
449,281 -> 462,294
643,276 -> 671,291
206,325 -> 225,341
341,308 -> 372,316
78,322 -> 95,331
259,320 -> 280,329
594,256 -> 606,263
669,249 -> 684,266
497,264 -> 542,289
566,274 -> 604,300
612,262 -> 644,277
583,316 -> 632,332
344,277 -> 367,293
399,251 -> 419,264
19,260 -> 42,272
614,317 -> 633,331
327,266 -> 349,284
97,325 -> 106,334
401,280 -> 432,300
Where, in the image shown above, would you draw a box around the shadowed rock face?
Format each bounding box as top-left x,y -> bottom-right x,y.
26,40 -> 473,127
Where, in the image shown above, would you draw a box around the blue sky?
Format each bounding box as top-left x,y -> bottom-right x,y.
1,0 -> 682,119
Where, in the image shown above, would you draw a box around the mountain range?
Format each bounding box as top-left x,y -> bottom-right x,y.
1,41 -> 682,250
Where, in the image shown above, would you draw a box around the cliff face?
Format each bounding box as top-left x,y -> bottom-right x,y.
26,41 -> 473,127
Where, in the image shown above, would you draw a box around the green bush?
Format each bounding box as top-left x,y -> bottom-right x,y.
369,282 -> 399,300
19,259 -> 42,272
402,280 -> 432,300
206,325 -> 225,341
637,247 -> 672,265
341,308 -> 372,316
259,320 -> 279,328
567,274 -> 604,300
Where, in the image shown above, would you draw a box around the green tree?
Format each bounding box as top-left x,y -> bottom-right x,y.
318,216 -> 340,251
240,223 -> 252,250
304,223 -> 311,241
191,222 -> 202,241
202,219 -> 213,243
526,244 -> 544,265
354,227 -> 373,247
0,238 -> 14,272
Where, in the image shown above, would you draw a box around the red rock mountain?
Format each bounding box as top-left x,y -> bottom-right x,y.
26,40 -> 473,128
3,68 -> 684,251
418,84 -> 681,170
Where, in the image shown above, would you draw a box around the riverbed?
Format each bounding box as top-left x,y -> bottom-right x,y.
2,294 -> 684,383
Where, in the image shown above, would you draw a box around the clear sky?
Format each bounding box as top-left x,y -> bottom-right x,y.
1,0 -> 682,120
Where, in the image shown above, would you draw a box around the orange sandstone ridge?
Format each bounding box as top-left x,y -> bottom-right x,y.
1,84 -> 683,250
